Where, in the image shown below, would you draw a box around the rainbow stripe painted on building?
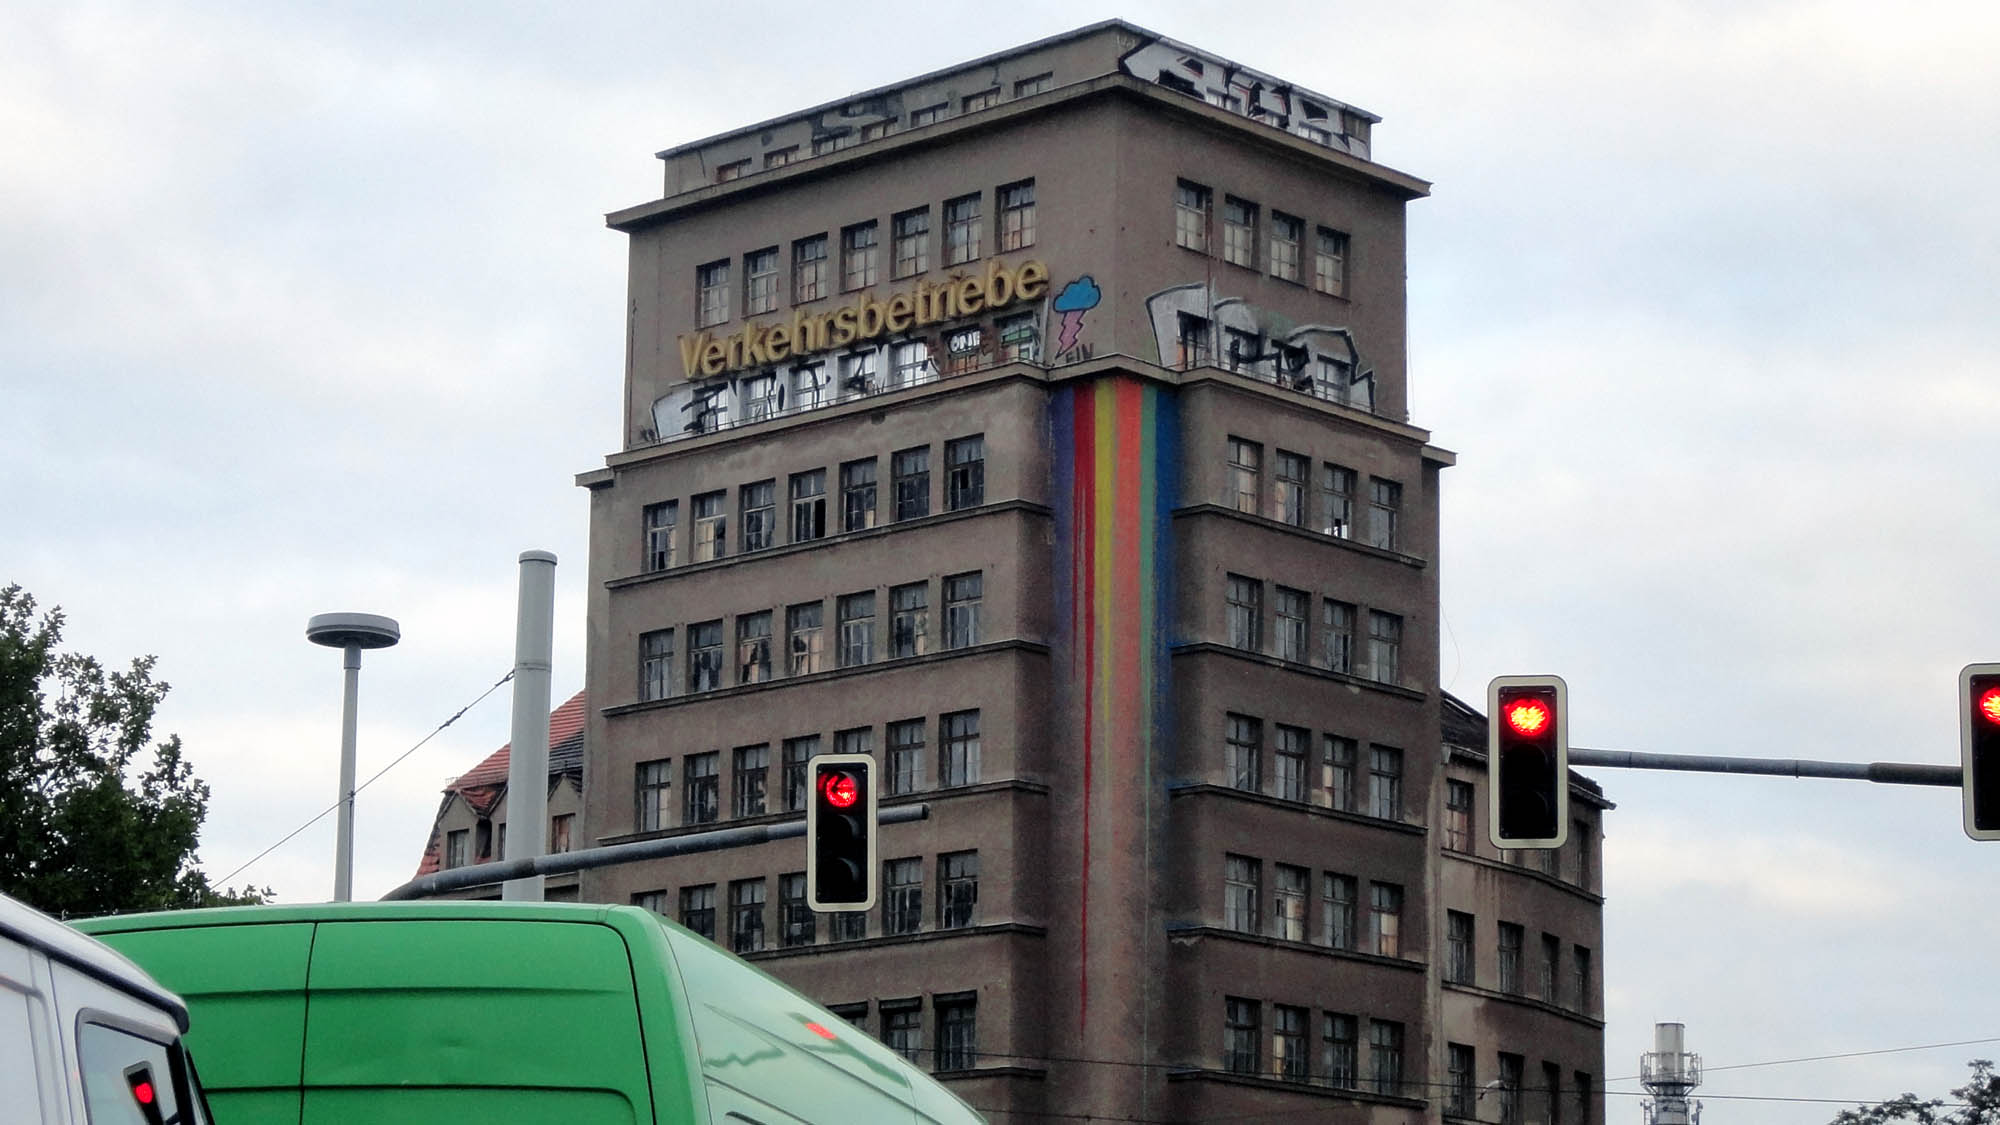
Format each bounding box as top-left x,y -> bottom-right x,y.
1049,374 -> 1179,1034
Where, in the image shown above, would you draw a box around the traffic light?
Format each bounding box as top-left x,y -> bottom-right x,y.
1488,675 -> 1569,849
807,755 -> 877,910
1961,664 -> 2000,841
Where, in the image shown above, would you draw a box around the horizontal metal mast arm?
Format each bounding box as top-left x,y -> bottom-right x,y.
1568,748 -> 1961,787
381,803 -> 931,902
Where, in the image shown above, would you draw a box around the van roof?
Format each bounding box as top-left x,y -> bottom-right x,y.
1,892 -> 191,1031
77,899 -> 628,933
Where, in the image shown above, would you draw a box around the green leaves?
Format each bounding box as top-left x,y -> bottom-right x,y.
1830,1060 -> 1999,1125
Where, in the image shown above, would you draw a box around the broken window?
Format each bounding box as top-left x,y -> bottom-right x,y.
1222,196 -> 1257,268
892,207 -> 930,278
786,602 -> 823,675
684,752 -> 719,825
887,718 -> 925,793
1269,212 -> 1303,281
740,480 -> 775,552
938,851 -> 978,929
946,435 -> 984,509
1223,854 -> 1259,933
840,458 -> 877,531
997,179 -> 1035,251
696,259 -> 730,326
1367,610 -> 1402,685
1274,724 -> 1307,802
790,470 -> 825,542
635,759 -> 671,832
687,620 -> 723,692
883,857 -> 923,934
1322,873 -> 1356,950
1273,864 -> 1307,942
793,234 -> 829,302
691,491 -> 726,562
944,193 -> 982,265
944,571 -> 982,648
1315,227 -> 1348,297
736,611 -> 771,684
1225,573 -> 1261,651
744,246 -> 779,315
733,743 -> 769,817
1225,713 -> 1260,792
892,446 -> 930,520
642,500 -> 677,572
940,709 -> 980,786
1272,451 -> 1308,526
639,628 -> 673,702
1367,477 -> 1401,552
837,591 -> 875,667
841,221 -> 879,291
781,735 -> 818,811
890,582 -> 929,658
1320,464 -> 1354,538
1226,437 -> 1260,513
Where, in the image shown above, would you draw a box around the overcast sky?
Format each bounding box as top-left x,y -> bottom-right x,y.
5,1 -> 1998,1120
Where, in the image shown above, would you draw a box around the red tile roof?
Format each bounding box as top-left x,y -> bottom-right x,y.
411,690 -> 586,880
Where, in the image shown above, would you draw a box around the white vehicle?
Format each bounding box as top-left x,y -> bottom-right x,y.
0,891 -> 209,1124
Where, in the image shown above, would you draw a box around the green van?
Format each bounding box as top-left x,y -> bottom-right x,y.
77,901 -> 984,1125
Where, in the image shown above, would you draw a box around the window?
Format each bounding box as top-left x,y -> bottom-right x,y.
1545,1063 -> 1565,1125
946,435 -> 985,509
680,884 -> 716,941
889,339 -> 931,388
1369,746 -> 1403,820
836,726 -> 873,757
787,601 -> 823,675
1223,854 -> 1259,934
944,193 -> 982,264
938,851 -> 979,928
1274,724 -> 1307,802
1222,196 -> 1257,267
1499,922 -> 1524,993
837,592 -> 875,667
1322,735 -> 1356,812
691,491 -> 726,562
1446,911 -> 1475,984
1369,1020 -> 1404,1096
1371,882 -> 1402,957
643,501 -> 677,572
1367,611 -> 1402,685
687,620 -> 722,692
883,1002 -> 921,1061
779,872 -> 813,946
733,744 -> 769,817
550,813 -> 572,853
1315,227 -> 1348,296
1573,819 -> 1595,891
740,372 -> 778,422
1275,587 -> 1308,663
1224,714 -> 1260,792
1223,328 -> 1260,374
944,572 -> 982,648
684,752 -> 719,825
1013,72 -> 1052,96
1322,1013 -> 1357,1087
1322,873 -> 1356,950
793,234 -> 829,302
1225,574 -> 1261,651
891,207 -> 930,278
942,325 -> 983,374
1367,478 -> 1401,551
941,710 -> 981,786
715,158 -> 751,182
1270,212 -> 1303,281
1447,1043 -> 1476,1117
860,119 -> 896,141
1226,437 -> 1260,512
444,829 -> 467,868
639,628 -> 673,702
811,130 -> 854,156
841,222 -> 879,290
888,718 -> 925,794
730,878 -> 766,953
828,904 -> 866,942
890,582 -> 929,659
1446,780 -> 1474,851
1541,932 -> 1562,1002
1273,863 -> 1307,941
1323,600 -> 1355,675
78,1022 -> 188,1125
1321,463 -> 1355,537
1316,353 -> 1354,403
962,87 -> 1001,112
636,759 -> 671,832
997,179 -> 1035,251
1273,1004 -> 1308,1082
840,458 -> 877,530
1273,451 -> 1308,525
736,612 -> 771,685
764,146 -> 797,169
737,481 -> 775,552
892,446 -> 930,520
745,247 -> 779,315
839,351 -> 878,395
784,470 -> 826,543
1175,180 -> 1211,252
476,817 -> 494,861
884,857 -> 923,934
996,311 -> 1038,362
1498,1053 -> 1524,1125
1176,311 -> 1211,368
1575,1072 -> 1594,1125
1574,947 -> 1593,1014
791,361 -> 827,410
781,735 -> 818,811
696,259 -> 730,326
1223,998 -> 1259,1075
936,994 -> 977,1071
633,889 -> 669,915
910,102 -> 949,127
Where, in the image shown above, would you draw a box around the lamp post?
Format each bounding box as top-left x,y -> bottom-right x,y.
306,612 -> 400,902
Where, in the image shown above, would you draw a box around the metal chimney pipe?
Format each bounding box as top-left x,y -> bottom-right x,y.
502,550 -> 557,901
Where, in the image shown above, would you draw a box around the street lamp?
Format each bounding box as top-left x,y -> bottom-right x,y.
306,612 -> 400,902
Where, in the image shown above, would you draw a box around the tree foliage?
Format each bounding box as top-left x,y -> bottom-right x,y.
0,584 -> 268,917
1830,1060 -> 2000,1125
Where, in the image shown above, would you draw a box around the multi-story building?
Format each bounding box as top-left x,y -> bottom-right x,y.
573,20 -> 1610,1124
412,690 -> 586,900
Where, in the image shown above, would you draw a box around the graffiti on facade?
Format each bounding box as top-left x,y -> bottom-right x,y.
1051,275 -> 1103,363
1142,282 -> 1377,413
1117,38 -> 1372,161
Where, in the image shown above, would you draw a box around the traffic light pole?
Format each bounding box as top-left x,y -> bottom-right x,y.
1566,747 -> 1961,787
381,803 -> 931,901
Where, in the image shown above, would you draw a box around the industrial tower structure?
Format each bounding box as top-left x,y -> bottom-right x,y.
1641,1021 -> 1704,1125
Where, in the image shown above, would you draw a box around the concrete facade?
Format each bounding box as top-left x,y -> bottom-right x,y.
576,21 -> 1610,1125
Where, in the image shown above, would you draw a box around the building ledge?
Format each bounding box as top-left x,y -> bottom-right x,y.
936,1064 -> 1048,1082
594,779 -> 1050,850
1164,924 -> 1426,974
1442,981 -> 1604,1029
1166,1067 -> 1427,1109
741,922 -> 1048,963
1171,503 -> 1429,570
602,638 -> 1051,717
1442,848 -> 1604,906
1168,642 -> 1429,703
1165,783 -> 1428,838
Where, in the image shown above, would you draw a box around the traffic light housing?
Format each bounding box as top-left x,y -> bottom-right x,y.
1961,664 -> 2000,841
807,754 -> 877,910
1488,675 -> 1569,849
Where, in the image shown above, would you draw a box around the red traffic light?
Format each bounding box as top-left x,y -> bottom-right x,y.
1503,698 -> 1553,738
1977,685 -> 2000,727
819,771 -> 860,808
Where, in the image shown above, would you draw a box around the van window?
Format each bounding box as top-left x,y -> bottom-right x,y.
78,1021 -> 182,1124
